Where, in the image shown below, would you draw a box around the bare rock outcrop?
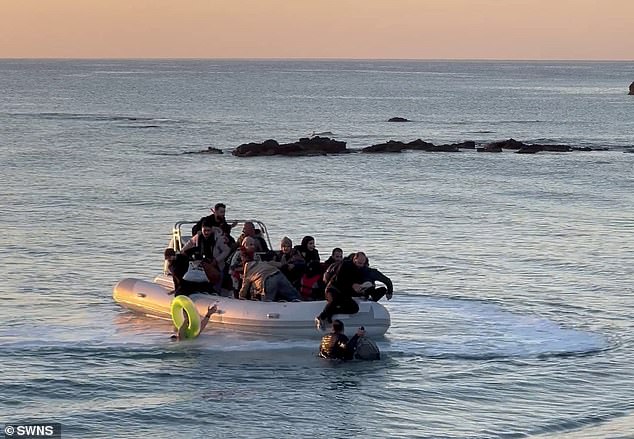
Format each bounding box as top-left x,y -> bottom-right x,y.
232,137 -> 348,157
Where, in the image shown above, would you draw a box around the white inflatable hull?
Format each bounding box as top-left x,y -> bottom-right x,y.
113,278 -> 391,337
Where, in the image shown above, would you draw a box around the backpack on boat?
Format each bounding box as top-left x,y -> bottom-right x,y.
354,336 -> 380,361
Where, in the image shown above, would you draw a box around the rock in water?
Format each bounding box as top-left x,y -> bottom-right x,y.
629,81 -> 634,95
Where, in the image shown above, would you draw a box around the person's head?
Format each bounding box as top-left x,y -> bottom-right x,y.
242,222 -> 256,237
213,203 -> 226,221
280,237 -> 293,253
201,219 -> 214,238
332,319 -> 344,333
331,247 -> 343,262
352,251 -> 367,268
241,236 -> 257,261
301,236 -> 315,251
164,248 -> 177,260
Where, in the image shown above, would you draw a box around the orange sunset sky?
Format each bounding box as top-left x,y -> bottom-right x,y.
1,0 -> 632,59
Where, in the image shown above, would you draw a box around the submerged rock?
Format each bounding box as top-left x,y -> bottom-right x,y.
361,139 -> 471,153
184,146 -> 223,155
629,82 -> 634,95
232,136 -> 348,157
388,117 -> 410,122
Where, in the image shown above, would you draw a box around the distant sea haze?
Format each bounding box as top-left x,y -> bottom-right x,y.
0,59 -> 633,439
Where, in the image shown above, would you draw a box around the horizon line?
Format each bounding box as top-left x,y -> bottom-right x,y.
1,57 -> 633,63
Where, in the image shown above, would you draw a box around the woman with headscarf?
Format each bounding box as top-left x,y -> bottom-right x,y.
296,236 -> 324,300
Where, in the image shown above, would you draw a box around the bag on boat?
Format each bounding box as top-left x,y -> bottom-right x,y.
182,261 -> 209,283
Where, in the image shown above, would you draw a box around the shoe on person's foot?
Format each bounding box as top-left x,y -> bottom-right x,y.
315,317 -> 326,331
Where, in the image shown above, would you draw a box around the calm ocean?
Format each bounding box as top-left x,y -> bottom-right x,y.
1,60 -> 633,439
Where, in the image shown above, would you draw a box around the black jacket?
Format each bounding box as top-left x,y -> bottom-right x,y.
319,332 -> 361,360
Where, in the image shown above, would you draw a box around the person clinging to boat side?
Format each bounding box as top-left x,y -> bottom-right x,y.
319,320 -> 380,361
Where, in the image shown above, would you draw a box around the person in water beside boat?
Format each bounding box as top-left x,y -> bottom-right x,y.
171,304 -> 218,341
319,320 -> 380,361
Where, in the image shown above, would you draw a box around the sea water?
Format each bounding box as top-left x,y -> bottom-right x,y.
1,60 -> 633,438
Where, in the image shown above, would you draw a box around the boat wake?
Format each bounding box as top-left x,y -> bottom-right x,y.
387,295 -> 608,360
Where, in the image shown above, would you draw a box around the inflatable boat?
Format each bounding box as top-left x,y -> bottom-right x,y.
112,220 -> 391,337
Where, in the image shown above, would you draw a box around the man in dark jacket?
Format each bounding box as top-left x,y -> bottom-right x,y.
315,255 -> 366,329
356,254 -> 393,302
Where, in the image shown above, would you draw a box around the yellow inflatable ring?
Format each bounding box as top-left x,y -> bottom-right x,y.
171,295 -> 201,339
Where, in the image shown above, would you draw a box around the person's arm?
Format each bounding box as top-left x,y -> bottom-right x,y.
180,235 -> 197,256
199,304 -> 218,332
238,263 -> 252,299
373,269 -> 394,299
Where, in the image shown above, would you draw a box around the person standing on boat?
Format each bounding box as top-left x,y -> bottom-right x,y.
192,203 -> 237,244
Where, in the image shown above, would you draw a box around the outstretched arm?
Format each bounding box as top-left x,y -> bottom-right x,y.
199,304 -> 218,332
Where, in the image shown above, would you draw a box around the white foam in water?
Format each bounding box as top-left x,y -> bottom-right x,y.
388,296 -> 607,359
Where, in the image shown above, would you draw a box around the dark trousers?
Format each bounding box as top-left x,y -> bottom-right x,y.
318,290 -> 359,322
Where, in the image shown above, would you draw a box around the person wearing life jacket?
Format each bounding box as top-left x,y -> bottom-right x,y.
181,219 -> 231,286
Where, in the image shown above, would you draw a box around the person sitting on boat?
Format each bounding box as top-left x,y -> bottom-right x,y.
237,222 -> 271,256
354,253 -> 394,302
269,236 -> 305,289
171,304 -> 217,341
192,202 -> 238,245
229,236 -> 262,298
164,248 -> 203,296
296,236 -> 324,300
181,219 -> 231,287
319,320 -> 380,361
239,253 -> 301,302
315,256 -> 364,330
321,247 -> 343,273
